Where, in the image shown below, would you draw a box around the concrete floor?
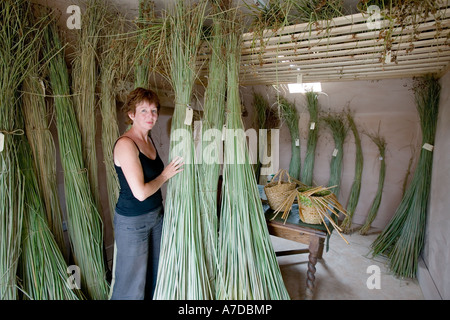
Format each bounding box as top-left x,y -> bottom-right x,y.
271,229 -> 424,300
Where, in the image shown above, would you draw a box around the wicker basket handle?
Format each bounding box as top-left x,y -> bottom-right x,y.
269,169 -> 292,185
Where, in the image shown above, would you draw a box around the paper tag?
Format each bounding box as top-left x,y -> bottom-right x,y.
310,122 -> 315,130
221,124 -> 227,141
379,156 -> 383,160
0,132 -> 4,152
184,106 -> 193,126
332,148 -> 338,157
39,79 -> 46,96
295,139 -> 300,146
385,50 -> 392,64
422,143 -> 434,152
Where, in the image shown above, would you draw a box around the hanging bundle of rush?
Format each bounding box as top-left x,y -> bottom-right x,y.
279,96 -> 301,180
153,0 -> 213,299
301,91 -> 320,186
99,9 -> 134,220
341,110 -> 363,234
196,0 -> 228,292
44,19 -> 109,300
18,136 -> 82,300
72,0 -> 107,209
371,75 -> 440,278
359,132 -> 386,235
0,0 -> 43,299
22,24 -> 67,258
322,112 -> 348,198
217,10 -> 290,300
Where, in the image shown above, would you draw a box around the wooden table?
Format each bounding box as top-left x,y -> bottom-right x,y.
264,205 -> 330,300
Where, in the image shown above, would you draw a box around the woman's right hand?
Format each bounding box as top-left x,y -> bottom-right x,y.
161,156 -> 184,181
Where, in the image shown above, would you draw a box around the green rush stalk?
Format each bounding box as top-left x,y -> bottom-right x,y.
0,0 -> 44,299
322,112 -> 347,198
18,136 -> 82,300
359,133 -> 386,235
301,91 -> 320,186
341,111 -> 363,234
71,0 -> 107,209
279,96 -> 301,180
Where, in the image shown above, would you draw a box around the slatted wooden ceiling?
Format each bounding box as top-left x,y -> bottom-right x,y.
236,2 -> 450,85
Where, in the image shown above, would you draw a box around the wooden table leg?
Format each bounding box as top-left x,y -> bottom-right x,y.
305,235 -> 320,300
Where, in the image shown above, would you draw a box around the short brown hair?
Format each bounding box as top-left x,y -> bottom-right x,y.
122,87 -> 161,125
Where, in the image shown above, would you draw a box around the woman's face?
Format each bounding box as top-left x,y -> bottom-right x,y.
128,100 -> 159,131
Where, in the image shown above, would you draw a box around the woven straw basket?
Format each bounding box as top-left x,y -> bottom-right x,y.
264,170 -> 297,210
299,204 -> 322,224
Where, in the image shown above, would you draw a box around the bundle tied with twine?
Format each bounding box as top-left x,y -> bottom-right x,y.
22,35 -> 67,258
279,96 -> 301,180
71,0 -> 107,209
371,75 -> 440,278
341,110 -> 363,234
154,0 -> 213,300
217,10 -> 290,300
99,7 -> 135,220
301,91 -> 320,186
0,0 -> 45,299
322,112 -> 348,198
359,131 -> 386,235
44,18 -> 109,300
18,136 -> 82,300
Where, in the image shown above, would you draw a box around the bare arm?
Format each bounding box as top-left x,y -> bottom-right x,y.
114,138 -> 184,201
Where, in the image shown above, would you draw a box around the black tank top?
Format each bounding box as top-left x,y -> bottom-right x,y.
114,136 -> 164,216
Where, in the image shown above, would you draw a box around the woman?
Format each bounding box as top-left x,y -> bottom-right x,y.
109,87 -> 183,300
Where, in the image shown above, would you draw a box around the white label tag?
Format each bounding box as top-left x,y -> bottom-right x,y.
332,148 -> 338,157
385,50 -> 392,64
0,133 -> 4,152
295,139 -> 300,146
310,122 -> 315,130
184,106 -> 193,126
222,124 -> 227,141
379,156 -> 383,161
422,143 -> 434,152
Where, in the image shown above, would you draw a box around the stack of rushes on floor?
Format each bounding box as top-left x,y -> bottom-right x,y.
153,0 -> 212,299
44,17 -> 109,300
216,7 -> 290,300
371,75 -> 440,278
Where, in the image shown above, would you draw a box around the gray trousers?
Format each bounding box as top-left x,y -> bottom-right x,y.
109,205 -> 163,300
